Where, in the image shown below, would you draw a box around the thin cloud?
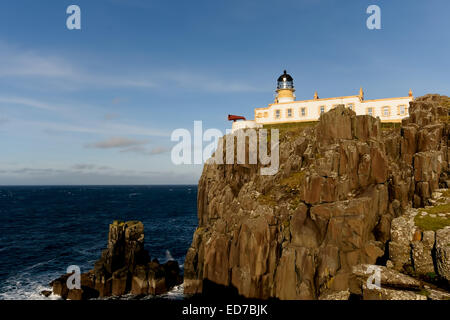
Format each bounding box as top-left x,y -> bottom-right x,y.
85,137 -> 150,149
0,166 -> 200,185
0,43 -> 74,78
149,146 -> 170,155
163,71 -> 266,93
72,164 -> 112,171
16,119 -> 170,137
0,41 -> 264,93
10,168 -> 66,175
120,146 -> 170,156
0,41 -> 157,90
120,146 -> 148,154
0,95 -> 169,137
0,97 -> 63,111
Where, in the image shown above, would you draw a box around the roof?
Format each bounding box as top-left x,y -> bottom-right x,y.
277,70 -> 293,82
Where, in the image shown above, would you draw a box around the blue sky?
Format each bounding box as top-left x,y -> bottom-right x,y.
0,0 -> 449,185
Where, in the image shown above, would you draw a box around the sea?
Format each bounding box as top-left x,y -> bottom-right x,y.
0,185 -> 198,300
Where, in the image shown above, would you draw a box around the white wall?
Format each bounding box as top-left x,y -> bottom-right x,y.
254,96 -> 412,124
231,120 -> 263,133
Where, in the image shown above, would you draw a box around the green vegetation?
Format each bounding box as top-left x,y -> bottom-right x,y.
196,227 -> 204,234
381,122 -> 401,130
279,171 -> 307,209
439,115 -> 450,124
263,121 -> 317,131
257,192 -> 277,206
280,171 -> 305,190
419,203 -> 450,215
289,197 -> 303,210
417,289 -> 431,298
263,122 -> 316,140
440,189 -> 450,198
415,212 -> 450,232
426,272 -> 438,280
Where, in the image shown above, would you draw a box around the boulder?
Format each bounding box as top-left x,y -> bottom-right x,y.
436,227 -> 450,283
351,264 -> 422,290
389,215 -> 416,271
427,287 -> 450,300
411,230 -> 435,275
362,285 -> 427,300
40,290 -> 52,298
50,274 -> 70,299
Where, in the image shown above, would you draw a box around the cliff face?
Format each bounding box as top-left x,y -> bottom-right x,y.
184,94 -> 450,299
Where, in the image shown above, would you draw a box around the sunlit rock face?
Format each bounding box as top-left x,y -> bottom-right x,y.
184,95 -> 450,300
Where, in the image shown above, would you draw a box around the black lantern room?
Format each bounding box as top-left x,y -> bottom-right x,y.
277,70 -> 294,90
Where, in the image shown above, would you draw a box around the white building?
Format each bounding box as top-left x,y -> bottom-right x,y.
231,70 -> 413,132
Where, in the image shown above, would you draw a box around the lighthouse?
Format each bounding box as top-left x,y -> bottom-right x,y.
230,70 -> 413,132
276,70 -> 296,103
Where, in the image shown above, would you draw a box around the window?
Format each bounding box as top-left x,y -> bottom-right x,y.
301,107 -> 306,117
275,110 -> 281,119
319,106 -> 325,114
347,103 -> 354,111
382,106 -> 390,117
287,108 -> 292,118
264,112 -> 268,118
398,105 -> 406,115
256,112 -> 262,118
367,107 -> 373,116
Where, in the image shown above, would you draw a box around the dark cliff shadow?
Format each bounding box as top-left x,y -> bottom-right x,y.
186,279 -> 279,302
191,280 -> 242,301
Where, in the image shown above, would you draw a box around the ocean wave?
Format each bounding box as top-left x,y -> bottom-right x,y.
0,185 -> 197,300
0,272 -> 187,300
154,284 -> 185,300
0,271 -> 61,300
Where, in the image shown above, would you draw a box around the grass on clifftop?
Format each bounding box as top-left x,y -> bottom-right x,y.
419,203 -> 450,215
415,215 -> 450,232
415,203 -> 450,231
381,122 -> 402,130
263,122 -> 317,131
263,122 -> 316,139
439,189 -> 450,198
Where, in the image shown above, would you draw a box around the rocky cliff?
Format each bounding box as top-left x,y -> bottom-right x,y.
184,94 -> 450,300
50,220 -> 182,300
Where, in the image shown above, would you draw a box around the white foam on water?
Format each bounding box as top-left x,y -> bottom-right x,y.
1,267 -> 186,300
0,278 -> 61,300
158,283 -> 185,300
165,250 -> 174,262
0,259 -> 63,300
